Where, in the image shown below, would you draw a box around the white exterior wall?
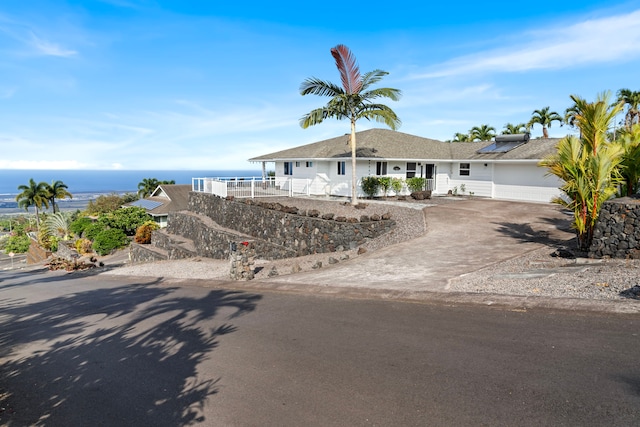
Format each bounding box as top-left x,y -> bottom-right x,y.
493,163 -> 562,203
444,162 -> 492,197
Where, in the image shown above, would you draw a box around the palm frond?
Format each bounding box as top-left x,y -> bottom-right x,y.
330,44 -> 361,94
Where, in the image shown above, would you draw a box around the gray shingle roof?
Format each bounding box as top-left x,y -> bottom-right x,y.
128,184 -> 191,216
248,128 -> 561,162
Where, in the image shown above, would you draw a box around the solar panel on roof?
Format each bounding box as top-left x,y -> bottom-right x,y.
477,141 -> 526,154
130,199 -> 163,210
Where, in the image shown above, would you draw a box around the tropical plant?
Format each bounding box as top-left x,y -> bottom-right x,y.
15,178 -> 49,227
528,107 -> 562,138
137,178 -> 160,198
452,132 -> 471,142
617,123 -> 640,196
539,93 -> 624,251
75,238 -> 93,255
377,177 -> 393,198
361,176 -> 381,198
43,212 -> 71,241
299,44 -> 402,205
70,217 -> 93,236
616,88 -> 640,130
44,180 -> 72,213
502,123 -> 527,135
469,124 -> 496,141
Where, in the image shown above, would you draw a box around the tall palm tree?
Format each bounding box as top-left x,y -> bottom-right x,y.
300,44 -> 402,205
469,124 -> 496,141
452,132 -> 471,142
528,107 -> 562,138
616,88 -> 640,130
502,123 -> 527,135
44,180 -> 72,213
539,93 -> 624,250
137,178 -> 160,198
15,178 -> 49,227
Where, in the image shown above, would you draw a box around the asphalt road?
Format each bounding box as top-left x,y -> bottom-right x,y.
0,270 -> 638,426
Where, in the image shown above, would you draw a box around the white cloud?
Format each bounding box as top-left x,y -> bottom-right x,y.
414,9 -> 640,78
28,31 -> 77,57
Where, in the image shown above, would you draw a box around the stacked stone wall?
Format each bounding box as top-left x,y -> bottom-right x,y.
166,211 -> 297,260
589,197 -> 640,258
188,193 -> 394,257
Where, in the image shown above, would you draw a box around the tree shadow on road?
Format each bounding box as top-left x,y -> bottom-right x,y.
0,278 -> 261,426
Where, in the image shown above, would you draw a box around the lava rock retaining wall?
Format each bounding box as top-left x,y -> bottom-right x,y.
188,193 -> 395,257
589,197 -> 640,258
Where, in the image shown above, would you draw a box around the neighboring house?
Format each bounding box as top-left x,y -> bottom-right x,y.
126,184 -> 191,228
249,128 -> 563,203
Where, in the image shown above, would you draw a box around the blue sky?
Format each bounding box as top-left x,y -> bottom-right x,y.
1,0 -> 639,170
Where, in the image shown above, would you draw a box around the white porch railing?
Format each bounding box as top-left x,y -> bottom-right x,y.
192,177 -> 311,198
191,176 -> 435,199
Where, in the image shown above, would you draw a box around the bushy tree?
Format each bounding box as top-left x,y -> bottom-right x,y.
134,221 -> 159,244
4,234 -> 31,253
98,207 -> 150,236
361,176 -> 381,198
70,217 -> 93,236
85,193 -> 126,215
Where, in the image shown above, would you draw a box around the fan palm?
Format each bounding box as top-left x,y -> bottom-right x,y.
502,123 -> 527,135
539,93 -> 624,251
616,88 -> 640,130
15,178 -> 49,227
469,124 -> 496,141
300,44 -> 402,205
44,180 -> 72,213
528,107 -> 562,138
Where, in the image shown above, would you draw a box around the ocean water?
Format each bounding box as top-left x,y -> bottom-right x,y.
0,169 -> 261,212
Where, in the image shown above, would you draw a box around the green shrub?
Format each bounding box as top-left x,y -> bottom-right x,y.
70,217 -> 93,236
390,178 -> 403,195
406,177 -> 426,193
92,228 -> 128,256
4,234 -> 31,253
83,223 -> 104,241
361,176 -> 380,198
377,177 -> 392,197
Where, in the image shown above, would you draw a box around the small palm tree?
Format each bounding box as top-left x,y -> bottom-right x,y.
528,107 -> 562,138
452,132 -> 471,142
15,178 -> 49,227
616,88 -> 640,130
501,123 -> 527,135
469,124 -> 496,141
137,178 -> 160,198
300,44 -> 402,205
44,180 -> 72,213
540,93 -> 625,250
617,123 -> 640,196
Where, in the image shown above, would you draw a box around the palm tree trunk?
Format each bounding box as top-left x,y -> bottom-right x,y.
350,120 -> 358,206
543,126 -> 549,138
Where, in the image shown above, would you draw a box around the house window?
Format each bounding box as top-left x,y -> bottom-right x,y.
376,161 -> 387,176
337,161 -> 346,175
306,161 -> 313,167
295,161 -> 301,167
459,163 -> 470,176
284,161 -> 293,176
406,162 -> 417,178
